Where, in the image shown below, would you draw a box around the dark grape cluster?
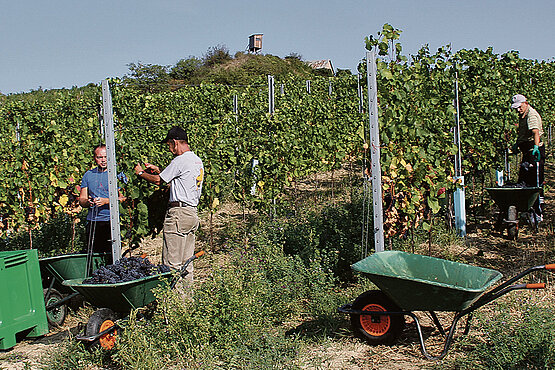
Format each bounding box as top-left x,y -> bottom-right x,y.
83,256 -> 171,284
501,182 -> 528,188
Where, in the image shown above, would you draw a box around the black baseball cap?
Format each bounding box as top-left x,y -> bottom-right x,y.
161,126 -> 188,143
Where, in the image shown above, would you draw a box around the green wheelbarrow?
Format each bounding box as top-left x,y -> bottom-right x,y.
486,187 -> 541,240
63,251 -> 204,350
39,253 -> 111,327
338,251 -> 554,360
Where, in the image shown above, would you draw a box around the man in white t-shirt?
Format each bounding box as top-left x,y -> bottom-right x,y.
134,126 -> 204,282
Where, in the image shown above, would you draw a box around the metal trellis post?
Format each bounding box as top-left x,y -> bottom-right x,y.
268,75 -> 275,114
453,74 -> 466,237
366,50 -> 385,253
233,94 -> 238,122
101,80 -> 122,261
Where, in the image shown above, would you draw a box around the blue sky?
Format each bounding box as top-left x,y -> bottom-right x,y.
1,0 -> 553,94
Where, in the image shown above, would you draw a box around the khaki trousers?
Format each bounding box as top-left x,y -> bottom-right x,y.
162,206 -> 199,282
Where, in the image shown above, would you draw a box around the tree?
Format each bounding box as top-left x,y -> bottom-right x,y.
203,45 -> 232,67
124,62 -> 170,92
285,52 -> 303,61
170,57 -> 202,82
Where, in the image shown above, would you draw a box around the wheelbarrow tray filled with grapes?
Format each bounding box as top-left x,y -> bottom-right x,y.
63,251 -> 204,349
40,253 -> 111,327
485,187 -> 541,239
338,251 -> 554,360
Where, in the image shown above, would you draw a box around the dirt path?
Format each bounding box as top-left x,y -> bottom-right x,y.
2,162 -> 554,369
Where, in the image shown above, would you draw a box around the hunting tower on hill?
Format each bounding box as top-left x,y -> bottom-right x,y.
248,34 -> 263,54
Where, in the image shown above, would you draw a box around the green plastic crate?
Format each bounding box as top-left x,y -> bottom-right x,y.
0,249 -> 48,349
352,251 -> 503,311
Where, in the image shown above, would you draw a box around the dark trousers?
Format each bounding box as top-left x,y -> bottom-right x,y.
84,221 -> 112,254
517,142 -> 545,215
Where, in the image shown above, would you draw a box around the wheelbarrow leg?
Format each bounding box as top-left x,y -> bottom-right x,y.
506,206 -> 518,240
428,311 -> 446,337
408,311 -> 466,361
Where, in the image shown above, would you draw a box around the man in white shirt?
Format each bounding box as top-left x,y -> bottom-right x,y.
134,126 -> 204,282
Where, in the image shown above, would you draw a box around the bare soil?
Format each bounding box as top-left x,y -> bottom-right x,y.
2,162 -> 554,370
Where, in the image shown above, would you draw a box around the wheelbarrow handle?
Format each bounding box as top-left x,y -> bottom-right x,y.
545,264 -> 555,270
169,251 -> 205,289
178,251 -> 205,277
525,283 -> 546,289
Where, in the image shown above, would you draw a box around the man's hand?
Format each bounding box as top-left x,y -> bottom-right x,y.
134,163 -> 144,176
144,163 -> 161,174
532,145 -> 541,162
89,197 -> 109,207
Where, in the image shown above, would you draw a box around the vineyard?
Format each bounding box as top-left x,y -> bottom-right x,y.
2,24 -> 555,369
2,25 -> 555,251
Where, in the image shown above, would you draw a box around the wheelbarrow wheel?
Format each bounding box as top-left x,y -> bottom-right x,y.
507,206 -> 518,240
43,288 -> 67,328
85,308 -> 118,350
350,290 -> 405,345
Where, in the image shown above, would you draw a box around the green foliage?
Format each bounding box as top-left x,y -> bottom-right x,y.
169,56 -> 202,81
0,213 -> 85,256
56,220 -> 342,369
269,198 -> 365,282
448,296 -> 555,369
124,62 -> 170,92
3,23 -> 555,247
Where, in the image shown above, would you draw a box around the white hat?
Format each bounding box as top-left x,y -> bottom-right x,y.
511,94 -> 527,109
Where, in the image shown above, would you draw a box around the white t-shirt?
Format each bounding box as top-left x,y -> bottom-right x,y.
160,151 -> 204,206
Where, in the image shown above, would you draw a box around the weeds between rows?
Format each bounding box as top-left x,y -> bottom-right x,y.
3,165 -> 554,368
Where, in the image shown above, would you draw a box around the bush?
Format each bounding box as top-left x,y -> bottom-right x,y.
271,197 -> 365,282
449,295 -> 555,369
0,213 -> 85,256
64,224 -> 342,369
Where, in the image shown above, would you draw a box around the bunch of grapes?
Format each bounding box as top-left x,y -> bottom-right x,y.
83,256 -> 171,284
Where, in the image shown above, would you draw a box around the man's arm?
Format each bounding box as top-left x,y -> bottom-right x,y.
135,163 -> 163,186
78,186 -> 90,208
532,128 -> 540,146
79,185 -> 123,208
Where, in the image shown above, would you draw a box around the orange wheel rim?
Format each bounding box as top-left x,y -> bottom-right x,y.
99,320 -> 117,350
360,304 -> 390,336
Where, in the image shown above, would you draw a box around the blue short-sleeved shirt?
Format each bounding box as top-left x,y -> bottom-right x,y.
80,167 -> 110,221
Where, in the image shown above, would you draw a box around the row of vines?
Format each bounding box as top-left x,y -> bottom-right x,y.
1,25 -> 554,250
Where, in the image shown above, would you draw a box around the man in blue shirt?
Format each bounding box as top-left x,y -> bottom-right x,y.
78,144 -> 123,255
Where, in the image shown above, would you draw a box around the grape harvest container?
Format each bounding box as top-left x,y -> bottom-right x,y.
485,187 -> 541,240
40,253 -> 111,327
338,250 -> 554,360
0,250 -> 48,350
63,251 -> 204,349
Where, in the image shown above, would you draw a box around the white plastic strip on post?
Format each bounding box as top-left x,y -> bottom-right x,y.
454,176 -> 467,236
101,80 -> 122,261
366,50 -> 385,253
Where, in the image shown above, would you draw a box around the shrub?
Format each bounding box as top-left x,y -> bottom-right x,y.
449,295 -> 555,369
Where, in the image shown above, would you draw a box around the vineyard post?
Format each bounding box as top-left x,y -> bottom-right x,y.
366,49 -> 385,253
306,80 -> 311,94
233,94 -> 238,123
101,80 -> 122,261
357,74 -> 363,113
453,74 -> 467,237
268,75 -> 275,114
